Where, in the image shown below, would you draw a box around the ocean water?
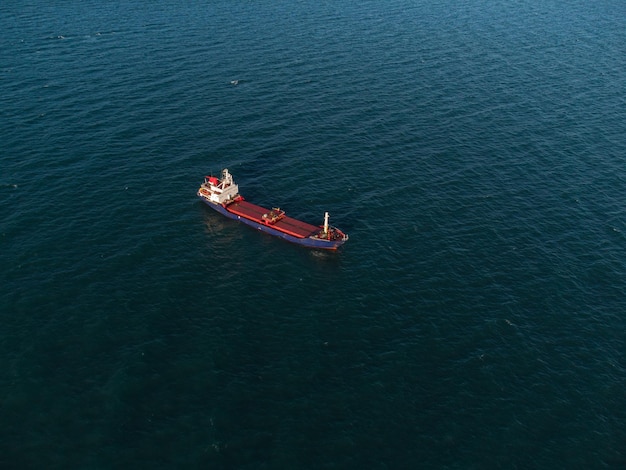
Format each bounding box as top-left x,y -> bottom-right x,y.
1,0 -> 626,467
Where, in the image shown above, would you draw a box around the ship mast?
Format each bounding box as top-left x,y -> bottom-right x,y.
323,212 -> 329,234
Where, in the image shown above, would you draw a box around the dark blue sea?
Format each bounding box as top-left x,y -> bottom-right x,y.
2,0 -> 626,468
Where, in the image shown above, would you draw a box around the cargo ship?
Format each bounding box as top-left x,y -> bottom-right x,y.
198,169 -> 348,250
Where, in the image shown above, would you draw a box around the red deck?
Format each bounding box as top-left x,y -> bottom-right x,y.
226,200 -> 320,239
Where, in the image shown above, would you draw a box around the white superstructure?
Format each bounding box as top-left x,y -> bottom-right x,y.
198,168 -> 240,205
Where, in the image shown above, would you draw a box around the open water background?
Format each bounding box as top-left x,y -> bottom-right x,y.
2,0 -> 626,468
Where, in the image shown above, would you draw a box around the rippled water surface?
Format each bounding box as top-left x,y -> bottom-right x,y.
2,0 -> 626,467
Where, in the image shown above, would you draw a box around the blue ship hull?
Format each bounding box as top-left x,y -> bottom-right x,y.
200,197 -> 347,250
